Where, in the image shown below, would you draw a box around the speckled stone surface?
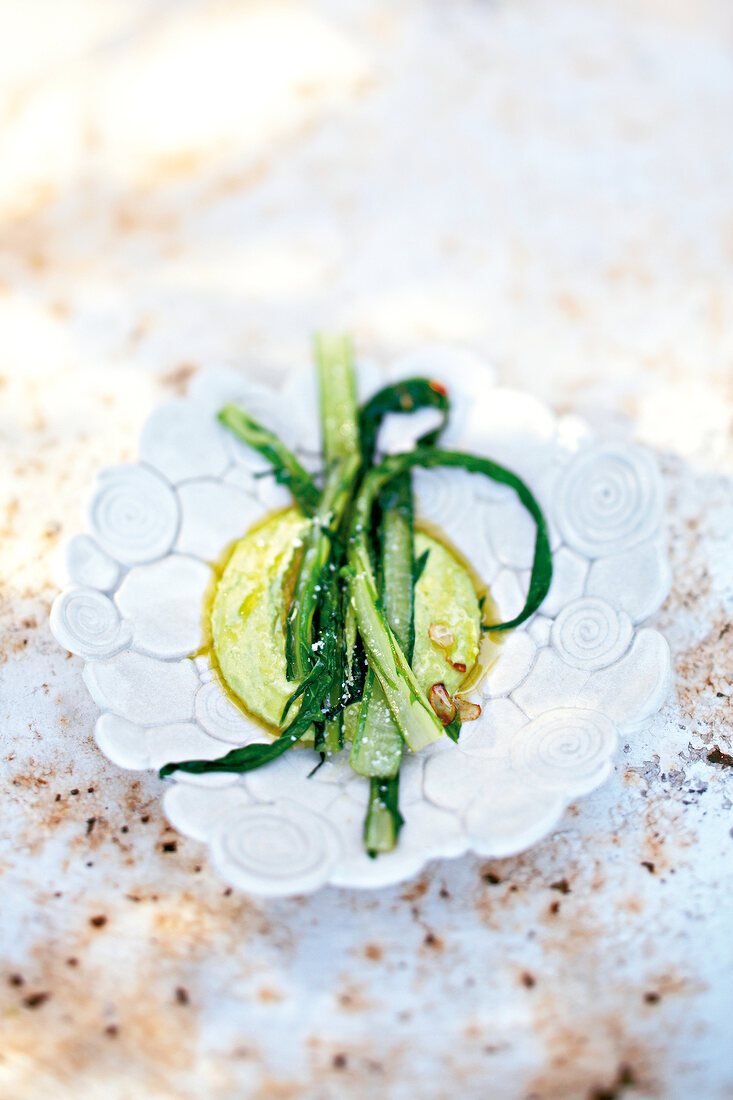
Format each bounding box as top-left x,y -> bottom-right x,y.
1,2 -> 733,1098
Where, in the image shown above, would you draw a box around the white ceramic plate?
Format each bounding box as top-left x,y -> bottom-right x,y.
51,348 -> 672,896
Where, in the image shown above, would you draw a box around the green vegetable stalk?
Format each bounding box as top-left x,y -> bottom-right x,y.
352,474 -> 417,855
286,335 -> 360,686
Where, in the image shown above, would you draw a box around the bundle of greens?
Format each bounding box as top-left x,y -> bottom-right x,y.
160,336 -> 552,856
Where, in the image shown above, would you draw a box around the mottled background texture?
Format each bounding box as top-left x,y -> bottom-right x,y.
1,1 -> 732,1098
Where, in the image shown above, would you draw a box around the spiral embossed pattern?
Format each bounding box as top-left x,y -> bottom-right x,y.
87,465 -> 180,565
195,680 -> 263,745
554,445 -> 663,558
412,466 -> 472,529
510,708 -> 617,795
551,597 -> 632,670
210,801 -> 341,895
50,588 -> 131,659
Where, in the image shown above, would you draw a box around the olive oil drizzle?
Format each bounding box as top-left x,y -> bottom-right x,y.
191,507 -> 307,741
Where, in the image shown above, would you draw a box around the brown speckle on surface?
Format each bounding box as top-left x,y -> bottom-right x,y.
587,1063 -> 637,1100
9,973 -> 25,986
23,991 -> 51,1009
641,861 -> 656,874
160,363 -> 198,394
257,988 -> 284,1004
400,875 -> 430,903
332,1053 -> 347,1070
175,986 -> 190,1005
707,746 -> 733,768
550,878 -> 571,894
521,972 -> 536,989
89,914 -> 108,929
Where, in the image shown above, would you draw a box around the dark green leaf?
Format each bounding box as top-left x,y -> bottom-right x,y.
218,404 -> 319,516
413,548 -> 430,587
444,715 -> 462,743
355,447 -> 552,632
359,378 -> 450,465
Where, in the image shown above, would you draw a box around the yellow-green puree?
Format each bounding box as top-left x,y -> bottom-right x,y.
211,508 -> 484,739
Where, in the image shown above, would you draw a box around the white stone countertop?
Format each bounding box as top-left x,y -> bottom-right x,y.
1,2 -> 732,1098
